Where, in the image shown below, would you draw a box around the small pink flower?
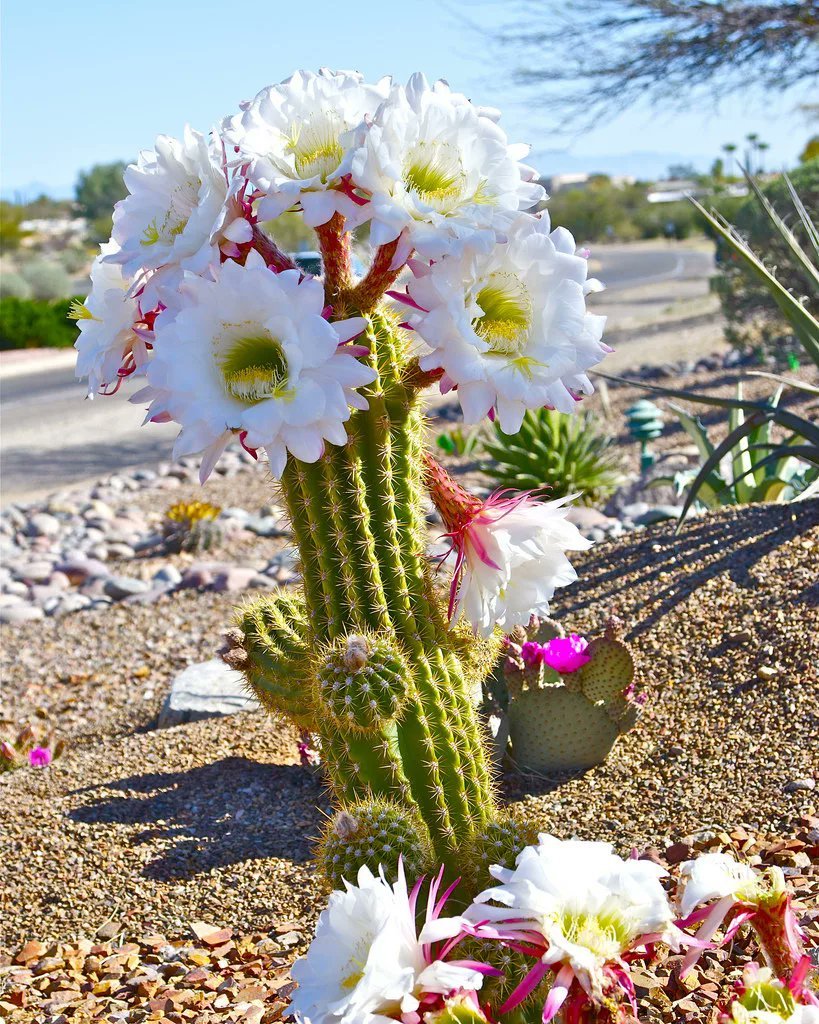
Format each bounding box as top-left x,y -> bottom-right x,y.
541,635 -> 590,674
28,746 -> 52,768
520,641 -> 545,668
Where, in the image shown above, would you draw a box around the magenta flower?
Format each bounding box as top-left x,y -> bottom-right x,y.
28,746 -> 52,768
541,634 -> 590,674
520,640 -> 545,668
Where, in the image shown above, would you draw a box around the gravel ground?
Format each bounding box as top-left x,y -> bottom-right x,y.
1,501 -> 817,1022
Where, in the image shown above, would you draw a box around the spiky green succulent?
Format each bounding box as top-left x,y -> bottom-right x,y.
483,407 -> 624,506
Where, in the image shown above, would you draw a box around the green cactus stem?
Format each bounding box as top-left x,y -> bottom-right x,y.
237,262 -> 501,884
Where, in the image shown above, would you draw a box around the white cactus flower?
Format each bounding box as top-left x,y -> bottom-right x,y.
341,73 -> 545,259
224,68 -> 389,227
108,126 -> 227,278
677,852 -> 778,919
467,834 -> 680,1020
404,213 -> 607,431
141,251 -> 374,481
425,455 -> 591,636
288,864 -> 483,1024
73,242 -> 149,395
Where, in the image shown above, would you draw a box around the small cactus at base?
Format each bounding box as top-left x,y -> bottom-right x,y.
504,619 -> 645,773
316,633 -> 411,732
1,724 -> 63,772
221,592 -> 314,731
318,798 -> 433,889
466,811 -> 539,889
162,500 -> 223,553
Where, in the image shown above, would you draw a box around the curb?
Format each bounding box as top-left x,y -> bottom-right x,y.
0,348 -> 77,380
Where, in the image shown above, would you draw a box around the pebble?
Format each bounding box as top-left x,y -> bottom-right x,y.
784,778 -> 816,793
103,576 -> 150,600
0,604 -> 44,624
212,567 -> 260,593
153,565 -> 183,586
27,512 -> 61,537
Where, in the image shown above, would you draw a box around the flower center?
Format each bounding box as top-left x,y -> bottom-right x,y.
218,332 -> 290,403
285,111 -> 346,182
142,176 -> 201,246
740,981 -> 796,1018
473,273 -> 532,356
403,141 -> 467,211
554,908 -> 632,963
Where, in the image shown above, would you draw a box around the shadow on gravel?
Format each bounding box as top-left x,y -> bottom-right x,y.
69,757 -> 327,880
559,501 -> 819,637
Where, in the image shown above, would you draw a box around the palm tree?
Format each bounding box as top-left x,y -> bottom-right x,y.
722,142 -> 738,178
757,141 -> 770,173
745,132 -> 760,175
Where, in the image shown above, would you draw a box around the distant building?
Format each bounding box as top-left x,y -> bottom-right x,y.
646,179 -> 704,203
19,217 -> 87,243
544,173 -> 636,193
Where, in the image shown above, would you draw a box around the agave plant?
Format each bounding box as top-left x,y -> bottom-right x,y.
482,407 -> 624,506
653,383 -> 818,509
601,167 -> 819,523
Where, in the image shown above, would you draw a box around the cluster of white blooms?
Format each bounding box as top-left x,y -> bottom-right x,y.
288,862 -> 488,1024
74,68 -> 606,483
73,67 -> 610,633
289,841 -> 817,1024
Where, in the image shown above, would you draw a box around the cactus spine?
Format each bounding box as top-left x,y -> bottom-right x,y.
236,232 -> 503,887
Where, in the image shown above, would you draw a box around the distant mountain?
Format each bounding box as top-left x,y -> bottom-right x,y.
1,181 -> 75,202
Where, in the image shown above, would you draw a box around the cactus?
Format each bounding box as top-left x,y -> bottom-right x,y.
220,592 -> 314,731
236,301 -> 500,887
162,500 -> 223,553
318,798 -> 433,889
1,724 -> 63,772
503,619 -> 645,773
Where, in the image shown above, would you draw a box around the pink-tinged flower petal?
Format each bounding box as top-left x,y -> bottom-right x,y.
386,289 -> 429,313
499,960 -> 551,1015
541,964 -> 574,1022
447,959 -> 504,977
679,894 -> 735,977
540,635 -> 590,674
521,641 -> 545,668
28,746 -> 52,767
723,910 -> 755,943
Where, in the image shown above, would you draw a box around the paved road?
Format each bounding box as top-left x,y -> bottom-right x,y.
588,242 -> 712,290
0,242 -> 714,505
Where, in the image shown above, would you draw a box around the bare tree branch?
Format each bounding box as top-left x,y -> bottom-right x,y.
499,0 -> 819,128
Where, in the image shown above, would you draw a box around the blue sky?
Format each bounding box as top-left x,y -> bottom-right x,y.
1,0 -> 814,198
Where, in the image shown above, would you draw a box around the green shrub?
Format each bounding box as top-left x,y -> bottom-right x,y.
59,246 -> 92,274
483,407 -> 625,505
0,297 -> 80,350
0,202 -> 28,253
0,272 -> 33,299
19,260 -> 74,300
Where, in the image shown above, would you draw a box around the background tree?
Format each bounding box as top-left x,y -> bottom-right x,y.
723,143 -> 738,178
500,0 -> 819,126
800,135 -> 819,161
74,161 -> 128,242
